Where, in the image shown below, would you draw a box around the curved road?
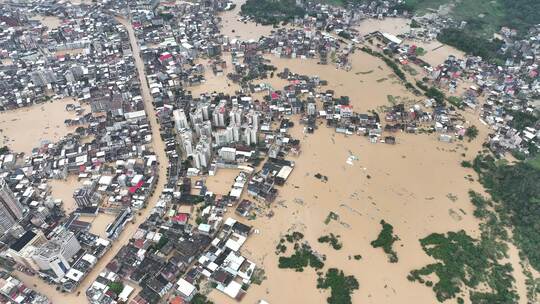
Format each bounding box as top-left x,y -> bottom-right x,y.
15,16 -> 168,303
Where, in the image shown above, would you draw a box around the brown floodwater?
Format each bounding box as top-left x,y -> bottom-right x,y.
219,0 -> 274,41
0,98 -> 86,155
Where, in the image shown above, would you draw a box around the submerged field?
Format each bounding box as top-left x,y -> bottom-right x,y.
0,98 -> 86,155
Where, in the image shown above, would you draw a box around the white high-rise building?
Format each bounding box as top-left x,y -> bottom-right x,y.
191,136 -> 212,169
0,178 -> 24,234
173,109 -> 189,130
229,108 -> 243,125
179,129 -> 194,156
7,230 -> 47,272
200,102 -> 211,120
190,108 -> 204,125
243,126 -> 258,146
193,121 -> 212,138
213,128 -> 234,147
201,121 -> 213,139
212,103 -> 227,127
246,110 -> 259,130
230,124 -> 240,142
32,228 -> 81,280
307,103 -> 317,116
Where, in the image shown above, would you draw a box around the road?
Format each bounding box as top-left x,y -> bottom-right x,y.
14,16 -> 168,303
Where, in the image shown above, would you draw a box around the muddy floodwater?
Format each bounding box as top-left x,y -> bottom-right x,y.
204,169 -> 243,195
0,98 -> 86,155
48,176 -> 83,214
219,0 -> 274,41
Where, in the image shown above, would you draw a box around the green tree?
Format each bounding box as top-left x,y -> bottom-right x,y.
465,126 -> 479,141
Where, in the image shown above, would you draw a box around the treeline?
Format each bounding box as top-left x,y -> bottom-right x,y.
397,0 -> 539,37
499,0 -> 540,35
437,28 -> 505,63
409,230 -> 517,303
473,154 -> 540,271
240,0 -> 306,25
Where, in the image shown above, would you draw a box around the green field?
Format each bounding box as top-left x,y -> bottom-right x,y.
402,0 -> 539,36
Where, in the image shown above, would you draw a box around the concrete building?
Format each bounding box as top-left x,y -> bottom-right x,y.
246,111 -> 259,130
32,229 -> 81,280
213,128 -> 234,146
219,147 -> 236,162
73,188 -> 92,207
0,178 -> 24,233
191,136 -> 212,169
7,230 -> 47,271
173,109 -> 189,131
229,108 -> 242,125
212,103 -> 227,127
243,127 -> 257,146
179,129 -> 194,156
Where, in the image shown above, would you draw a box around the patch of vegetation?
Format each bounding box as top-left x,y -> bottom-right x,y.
191,294 -> 214,304
387,95 -> 398,104
402,64 -> 419,76
415,81 -> 446,106
338,31 -> 353,40
278,243 -> 325,271
468,190 -> 493,219
465,125 -> 479,141
275,241 -> 287,254
370,220 -> 399,263
240,0 -> 306,25
473,154 -> 540,271
523,267 -> 540,303
447,96 -> 464,109
324,212 -> 339,225
353,254 -> 362,260
415,47 -> 427,56
527,154 -> 540,170
107,282 -> 124,294
318,233 -> 343,250
355,70 -> 374,75
508,110 -> 538,132
411,152 -> 539,302
425,87 -> 445,105
285,231 -> 304,243
461,160 -> 472,168
155,236 -> 169,251
402,0 -> 539,37
410,19 -> 421,28
437,28 -> 505,63
0,146 -> 9,155
251,267 -> 267,285
409,230 -> 517,303
317,268 -> 359,304
446,193 -> 458,202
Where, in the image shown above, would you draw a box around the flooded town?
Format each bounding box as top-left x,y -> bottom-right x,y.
0,0 -> 538,304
